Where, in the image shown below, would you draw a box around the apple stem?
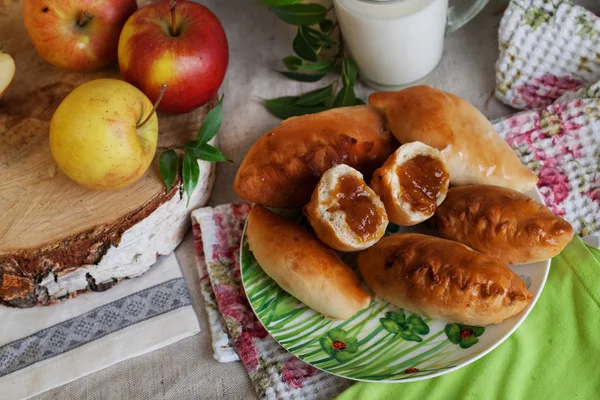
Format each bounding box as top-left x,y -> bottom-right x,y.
169,0 -> 177,36
137,84 -> 167,130
77,11 -> 92,27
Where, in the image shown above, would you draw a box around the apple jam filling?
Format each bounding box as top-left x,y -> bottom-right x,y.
329,174 -> 382,238
397,155 -> 448,214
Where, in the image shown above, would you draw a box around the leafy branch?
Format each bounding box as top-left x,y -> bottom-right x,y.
159,96 -> 231,206
262,0 -> 362,118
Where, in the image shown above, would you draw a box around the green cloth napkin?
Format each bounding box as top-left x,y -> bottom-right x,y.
337,237 -> 600,400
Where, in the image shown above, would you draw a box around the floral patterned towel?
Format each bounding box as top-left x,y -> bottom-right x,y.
192,221 -> 240,363
191,203 -> 352,399
496,0 -> 600,109
493,78 -> 600,237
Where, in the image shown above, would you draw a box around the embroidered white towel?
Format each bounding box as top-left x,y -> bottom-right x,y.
0,254 -> 200,400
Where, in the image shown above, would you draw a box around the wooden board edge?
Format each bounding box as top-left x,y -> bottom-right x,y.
0,155 -> 217,308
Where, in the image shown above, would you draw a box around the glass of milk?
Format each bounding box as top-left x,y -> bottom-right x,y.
333,0 -> 489,89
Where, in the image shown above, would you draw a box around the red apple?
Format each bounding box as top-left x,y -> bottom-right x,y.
118,0 -> 229,114
23,0 -> 137,72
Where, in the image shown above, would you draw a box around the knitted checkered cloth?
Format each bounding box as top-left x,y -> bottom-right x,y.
496,0 -> 600,109
495,0 -> 600,236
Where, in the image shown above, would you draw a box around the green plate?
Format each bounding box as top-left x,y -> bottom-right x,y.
240,189 -> 550,382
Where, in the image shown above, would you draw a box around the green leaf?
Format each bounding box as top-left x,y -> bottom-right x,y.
335,351 -> 355,362
305,26 -> 337,47
184,140 -> 199,150
258,0 -> 301,6
188,143 -> 232,163
328,328 -> 348,342
283,55 -> 302,71
295,85 -> 333,106
354,98 -> 366,105
457,325 -> 485,337
263,96 -> 299,114
197,95 -> 223,144
445,323 -> 461,344
278,71 -> 326,82
264,99 -> 327,119
303,26 -> 323,48
303,27 -> 325,42
333,83 -> 356,108
319,19 -> 335,33
459,336 -> 479,349
319,337 -> 335,356
293,26 -> 318,62
158,150 -> 178,192
343,58 -> 358,87
270,4 -> 327,26
385,310 -> 405,325
380,318 -> 402,334
272,295 -> 298,317
344,337 -> 358,353
406,315 -> 430,335
264,95 -> 300,106
398,330 -> 423,342
298,59 -> 335,72
182,152 -> 200,207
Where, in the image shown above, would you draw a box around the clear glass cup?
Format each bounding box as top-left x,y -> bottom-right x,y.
333,0 -> 490,90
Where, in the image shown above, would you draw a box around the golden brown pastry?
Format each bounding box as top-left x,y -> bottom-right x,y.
234,106 -> 396,208
357,233 -> 533,325
370,141 -> 449,226
433,185 -> 574,265
369,86 -> 538,192
304,164 -> 388,252
246,205 -> 371,320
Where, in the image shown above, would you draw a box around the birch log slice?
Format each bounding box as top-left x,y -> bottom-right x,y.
0,0 -> 217,307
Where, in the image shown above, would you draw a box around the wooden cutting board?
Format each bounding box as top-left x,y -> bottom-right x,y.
0,0 -> 218,307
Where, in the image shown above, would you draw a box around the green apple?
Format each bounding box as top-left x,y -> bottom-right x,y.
49,79 -> 158,190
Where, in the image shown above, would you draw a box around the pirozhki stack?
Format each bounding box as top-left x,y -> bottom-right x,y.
234,86 -> 573,326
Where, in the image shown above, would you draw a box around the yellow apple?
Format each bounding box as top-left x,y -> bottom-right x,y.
49,79 -> 158,190
0,50 -> 15,98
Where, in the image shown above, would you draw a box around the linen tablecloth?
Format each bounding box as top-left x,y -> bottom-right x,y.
31,0 -> 600,398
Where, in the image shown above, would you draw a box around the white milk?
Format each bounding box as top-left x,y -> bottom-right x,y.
334,0 -> 448,89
